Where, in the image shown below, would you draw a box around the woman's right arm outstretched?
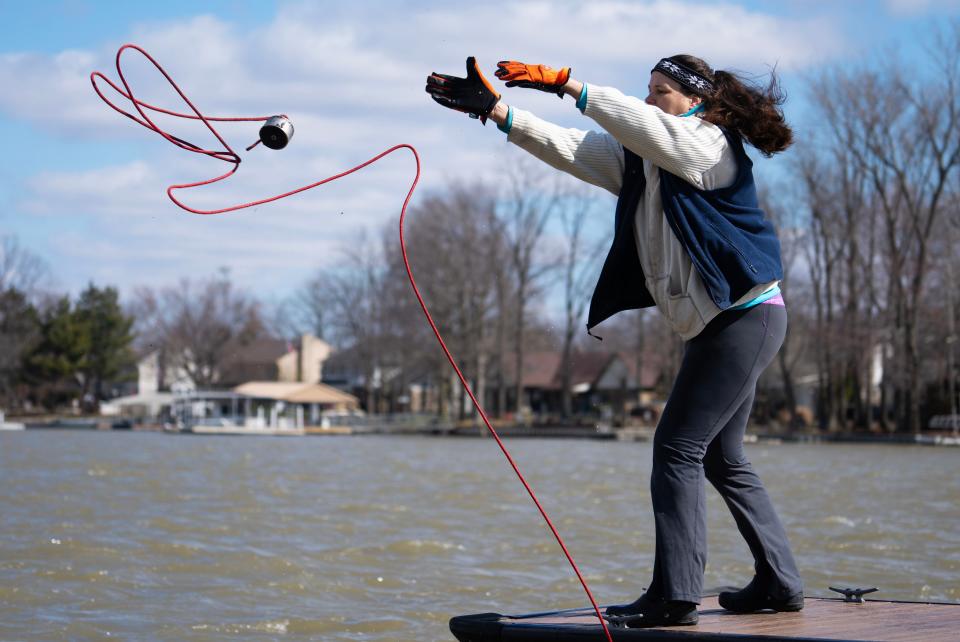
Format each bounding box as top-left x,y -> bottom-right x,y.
487,101 -> 624,196
427,57 -> 624,196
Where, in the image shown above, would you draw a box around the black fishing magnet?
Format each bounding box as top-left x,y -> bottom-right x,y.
259,115 -> 294,150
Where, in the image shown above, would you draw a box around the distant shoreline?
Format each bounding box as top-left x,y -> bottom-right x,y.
749,430 -> 960,447
7,419 -> 959,446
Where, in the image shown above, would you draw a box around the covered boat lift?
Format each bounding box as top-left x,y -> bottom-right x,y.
231,381 -> 360,429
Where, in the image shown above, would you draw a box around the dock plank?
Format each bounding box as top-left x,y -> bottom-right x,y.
451,596 -> 960,641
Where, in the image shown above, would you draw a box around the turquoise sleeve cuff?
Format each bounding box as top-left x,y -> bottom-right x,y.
497,106 -> 514,134
576,84 -> 588,113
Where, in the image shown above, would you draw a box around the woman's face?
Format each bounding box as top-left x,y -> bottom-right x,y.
645,71 -> 700,115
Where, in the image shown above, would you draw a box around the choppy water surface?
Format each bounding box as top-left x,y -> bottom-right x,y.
1,431 -> 957,641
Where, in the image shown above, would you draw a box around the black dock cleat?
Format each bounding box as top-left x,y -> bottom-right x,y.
828,586 -> 879,603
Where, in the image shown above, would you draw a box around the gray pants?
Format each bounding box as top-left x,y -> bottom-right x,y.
648,303 -> 802,603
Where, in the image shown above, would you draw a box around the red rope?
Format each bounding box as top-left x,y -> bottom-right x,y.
91,44 -> 614,642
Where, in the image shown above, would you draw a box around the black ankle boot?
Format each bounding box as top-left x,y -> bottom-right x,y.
605,593 -> 699,628
718,576 -> 804,613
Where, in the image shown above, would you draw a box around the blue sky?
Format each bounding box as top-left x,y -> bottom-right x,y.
1,0 -> 958,305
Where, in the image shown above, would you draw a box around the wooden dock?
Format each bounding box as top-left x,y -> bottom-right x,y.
450,595 -> 960,641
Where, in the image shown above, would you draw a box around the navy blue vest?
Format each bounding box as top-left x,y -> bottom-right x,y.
586,130 -> 783,332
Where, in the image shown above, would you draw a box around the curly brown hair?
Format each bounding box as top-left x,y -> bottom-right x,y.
666,54 -> 793,157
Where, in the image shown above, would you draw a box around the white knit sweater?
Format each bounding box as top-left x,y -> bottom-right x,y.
506,84 -> 777,339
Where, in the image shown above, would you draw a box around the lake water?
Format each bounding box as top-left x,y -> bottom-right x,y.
1,431 -> 957,640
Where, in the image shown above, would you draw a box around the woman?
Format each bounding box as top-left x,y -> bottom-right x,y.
426,55 -> 804,628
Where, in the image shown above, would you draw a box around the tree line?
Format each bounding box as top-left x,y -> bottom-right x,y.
276,157 -> 610,421
771,24 -> 960,432
277,25 -> 960,432
2,24 -> 957,432
0,236 -> 135,412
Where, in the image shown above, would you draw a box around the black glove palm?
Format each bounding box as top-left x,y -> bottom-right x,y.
426,57 -> 500,124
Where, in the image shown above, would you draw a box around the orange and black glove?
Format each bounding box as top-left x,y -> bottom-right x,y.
495,61 -> 571,97
426,57 -> 500,124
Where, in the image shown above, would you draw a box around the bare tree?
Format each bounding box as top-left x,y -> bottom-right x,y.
321,231 -> 391,411
760,186 -> 810,428
390,183 -> 503,420
488,206 -> 514,418
795,147 -> 844,429
800,123 -> 884,431
497,158 -> 566,416
0,235 -> 50,300
801,23 -> 960,432
133,270 -> 264,389
852,66 -> 957,431
282,272 -> 331,341
944,192 -> 960,435
555,188 -> 606,419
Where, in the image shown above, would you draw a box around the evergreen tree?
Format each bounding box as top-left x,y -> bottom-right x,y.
23,296 -> 89,408
75,284 -> 135,406
0,287 -> 40,408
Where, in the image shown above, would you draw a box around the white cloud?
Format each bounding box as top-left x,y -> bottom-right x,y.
1,0 -> 848,297
25,161 -> 160,215
885,0 -> 960,15
0,49 -> 117,133
1,1 -> 845,135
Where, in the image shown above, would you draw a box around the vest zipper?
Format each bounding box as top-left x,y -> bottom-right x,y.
707,220 -> 758,273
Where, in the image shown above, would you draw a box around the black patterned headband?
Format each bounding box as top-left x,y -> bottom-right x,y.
652,58 -> 714,95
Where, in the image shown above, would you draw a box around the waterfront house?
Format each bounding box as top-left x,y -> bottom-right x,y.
112,333 -> 352,426
505,350 -> 662,423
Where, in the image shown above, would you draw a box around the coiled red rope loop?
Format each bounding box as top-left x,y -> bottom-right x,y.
91,44 -> 613,642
